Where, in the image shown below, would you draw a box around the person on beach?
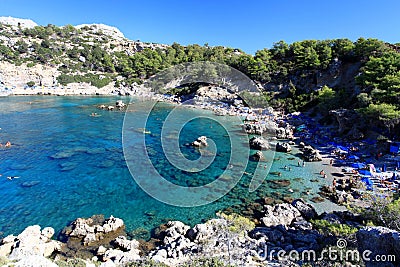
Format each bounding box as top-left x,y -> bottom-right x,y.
320,170 -> 325,175
302,161 -> 305,167
298,161 -> 301,167
323,174 -> 327,179
330,159 -> 333,165
332,178 -> 337,190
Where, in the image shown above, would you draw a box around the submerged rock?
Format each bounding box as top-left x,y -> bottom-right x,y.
268,179 -> 291,188
21,181 -> 40,188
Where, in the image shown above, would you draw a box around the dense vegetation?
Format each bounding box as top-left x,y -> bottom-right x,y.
0,23 -> 400,134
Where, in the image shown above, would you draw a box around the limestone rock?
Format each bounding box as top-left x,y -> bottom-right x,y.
14,255 -> 58,267
249,136 -> 270,150
191,136 -> 208,147
41,227 -> 55,240
291,199 -> 317,220
6,225 -> 61,261
113,236 -> 139,252
251,151 -> 265,161
0,16 -> 38,29
103,216 -> 124,233
99,259 -> 117,267
195,86 -> 237,103
61,215 -> 125,246
242,121 -> 277,135
357,226 -> 400,266
75,24 -> 125,39
187,219 -> 226,242
0,235 -> 15,257
115,100 -> 125,108
276,127 -> 294,139
301,145 -> 322,162
261,203 -> 302,227
276,142 -> 292,153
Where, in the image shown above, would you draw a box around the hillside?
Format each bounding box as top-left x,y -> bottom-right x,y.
0,17 -> 399,138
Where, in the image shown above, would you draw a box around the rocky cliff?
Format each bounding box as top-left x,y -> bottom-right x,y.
0,16 -> 167,95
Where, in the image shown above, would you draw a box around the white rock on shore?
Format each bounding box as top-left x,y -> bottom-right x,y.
0,225 -> 61,266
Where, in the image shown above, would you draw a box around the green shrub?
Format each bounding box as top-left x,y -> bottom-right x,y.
55,258 -> 86,267
218,212 -> 255,235
311,219 -> 358,237
27,81 -> 35,87
362,195 -> 400,231
56,73 -> 112,88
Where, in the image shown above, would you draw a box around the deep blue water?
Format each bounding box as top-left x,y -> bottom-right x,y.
0,96 -> 327,238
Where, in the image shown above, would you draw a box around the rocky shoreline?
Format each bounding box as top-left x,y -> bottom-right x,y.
2,88 -> 399,266
1,200 -> 399,267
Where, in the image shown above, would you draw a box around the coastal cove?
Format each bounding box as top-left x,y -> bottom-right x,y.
0,96 -> 335,238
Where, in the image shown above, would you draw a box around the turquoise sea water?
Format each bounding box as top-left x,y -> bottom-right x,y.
0,96 -> 328,238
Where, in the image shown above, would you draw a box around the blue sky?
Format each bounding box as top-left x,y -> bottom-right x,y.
0,0 -> 399,54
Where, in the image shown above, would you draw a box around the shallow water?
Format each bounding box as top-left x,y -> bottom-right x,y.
0,96 -> 328,238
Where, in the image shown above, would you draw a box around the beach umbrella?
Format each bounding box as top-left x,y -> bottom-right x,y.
359,169 -> 372,176
348,155 -> 360,160
351,163 -> 366,169
383,164 -> 387,172
361,177 -> 374,190
397,161 -> 400,168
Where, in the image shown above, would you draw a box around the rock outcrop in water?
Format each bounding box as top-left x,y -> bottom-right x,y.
242,121 -> 277,135
251,151 -> 266,161
191,136 -> 208,147
301,145 -> 322,162
276,142 -> 292,153
249,136 -> 270,150
276,126 -> 294,139
60,215 -> 125,246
